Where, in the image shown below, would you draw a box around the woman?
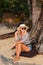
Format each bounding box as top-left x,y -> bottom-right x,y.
11,24 -> 32,63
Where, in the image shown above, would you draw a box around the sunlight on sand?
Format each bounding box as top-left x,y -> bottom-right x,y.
0,37 -> 43,65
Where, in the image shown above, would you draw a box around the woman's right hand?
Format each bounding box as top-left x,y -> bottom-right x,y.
11,43 -> 16,49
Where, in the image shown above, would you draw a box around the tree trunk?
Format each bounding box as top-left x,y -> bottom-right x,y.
30,2 -> 43,54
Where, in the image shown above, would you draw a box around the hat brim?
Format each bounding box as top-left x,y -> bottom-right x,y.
20,26 -> 29,30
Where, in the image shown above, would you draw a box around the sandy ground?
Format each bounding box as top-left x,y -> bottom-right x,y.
0,26 -> 43,65
0,25 -> 15,35
0,37 -> 43,65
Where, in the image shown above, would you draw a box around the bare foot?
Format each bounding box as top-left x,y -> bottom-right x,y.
14,57 -> 19,64
11,56 -> 19,64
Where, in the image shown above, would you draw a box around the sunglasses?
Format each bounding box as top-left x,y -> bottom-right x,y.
21,27 -> 26,30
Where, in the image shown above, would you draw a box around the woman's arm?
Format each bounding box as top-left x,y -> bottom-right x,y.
11,43 -> 16,49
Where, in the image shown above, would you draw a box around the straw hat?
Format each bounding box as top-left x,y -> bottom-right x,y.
17,24 -> 29,30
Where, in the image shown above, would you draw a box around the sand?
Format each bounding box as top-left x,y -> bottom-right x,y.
0,37 -> 43,65
0,26 -> 43,65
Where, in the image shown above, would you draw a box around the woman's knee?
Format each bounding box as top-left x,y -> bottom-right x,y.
21,44 -> 31,52
16,43 -> 22,47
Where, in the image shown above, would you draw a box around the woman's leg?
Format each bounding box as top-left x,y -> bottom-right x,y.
14,42 -> 31,63
15,43 -> 31,57
15,43 -> 21,59
21,43 -> 31,52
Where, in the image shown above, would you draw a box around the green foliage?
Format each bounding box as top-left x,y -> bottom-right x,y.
0,0 -> 30,17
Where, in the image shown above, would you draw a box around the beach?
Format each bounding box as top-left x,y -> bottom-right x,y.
0,26 -> 43,65
0,37 -> 43,65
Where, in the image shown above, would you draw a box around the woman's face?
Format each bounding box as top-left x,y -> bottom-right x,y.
20,27 -> 26,33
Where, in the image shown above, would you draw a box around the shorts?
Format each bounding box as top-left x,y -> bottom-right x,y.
26,44 -> 32,50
